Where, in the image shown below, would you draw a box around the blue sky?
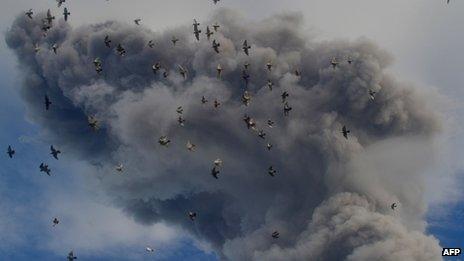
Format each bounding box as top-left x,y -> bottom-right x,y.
1,0 -> 463,260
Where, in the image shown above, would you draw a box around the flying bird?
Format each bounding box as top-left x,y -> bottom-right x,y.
134,18 -> 141,25
342,125 -> 350,139
67,251 -> 77,261
186,141 -> 196,151
201,96 -> 208,104
63,7 -> 70,21
178,65 -> 187,79
214,99 -> 221,109
39,163 -> 51,176
7,146 -> 15,158
52,217 -> 59,227
211,166 -> 220,179
163,70 -> 169,78
213,0 -> 220,4
193,19 -> 201,41
212,39 -> 221,53
46,9 -> 55,24
34,43 -> 40,53
44,95 -> 52,110
331,57 -> 339,69
281,91 -> 289,103
51,43 -> 58,54
369,89 -> 376,101
159,136 -> 171,147
216,64 -> 223,78
88,116 -> 99,131
171,36 -> 179,46
116,44 -> 126,56
188,211 -> 197,221
283,102 -> 292,116
178,116 -> 186,126
205,26 -> 213,40
243,115 -> 256,130
266,143 -> 273,151
272,231 -> 280,239
347,56 -> 353,64
267,120 -> 275,128
212,23 -> 220,32
146,247 -> 155,253
25,9 -> 33,19
50,145 -> 61,160
242,70 -> 250,86
176,106 -> 184,114
94,57 -> 103,74
242,40 -> 251,56
152,62 -> 161,74
258,130 -> 266,139
268,166 -> 277,177
241,91 -> 252,106
116,163 -> 124,172
147,40 -> 155,48
267,80 -> 274,91
266,61 -> 273,71
104,35 -> 111,48
391,202 -> 398,210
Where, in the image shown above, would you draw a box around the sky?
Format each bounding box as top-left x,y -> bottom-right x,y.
0,0 -> 463,260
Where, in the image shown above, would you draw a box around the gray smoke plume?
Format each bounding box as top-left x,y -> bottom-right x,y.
5,8 -> 442,260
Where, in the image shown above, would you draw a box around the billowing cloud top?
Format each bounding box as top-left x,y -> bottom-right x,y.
6,8 -> 442,260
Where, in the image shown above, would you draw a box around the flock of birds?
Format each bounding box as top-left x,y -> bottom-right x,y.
4,0 -> 415,259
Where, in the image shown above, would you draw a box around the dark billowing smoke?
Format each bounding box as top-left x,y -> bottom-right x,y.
6,8 -> 442,260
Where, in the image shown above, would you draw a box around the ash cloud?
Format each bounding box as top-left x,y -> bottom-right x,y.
6,8 -> 442,260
